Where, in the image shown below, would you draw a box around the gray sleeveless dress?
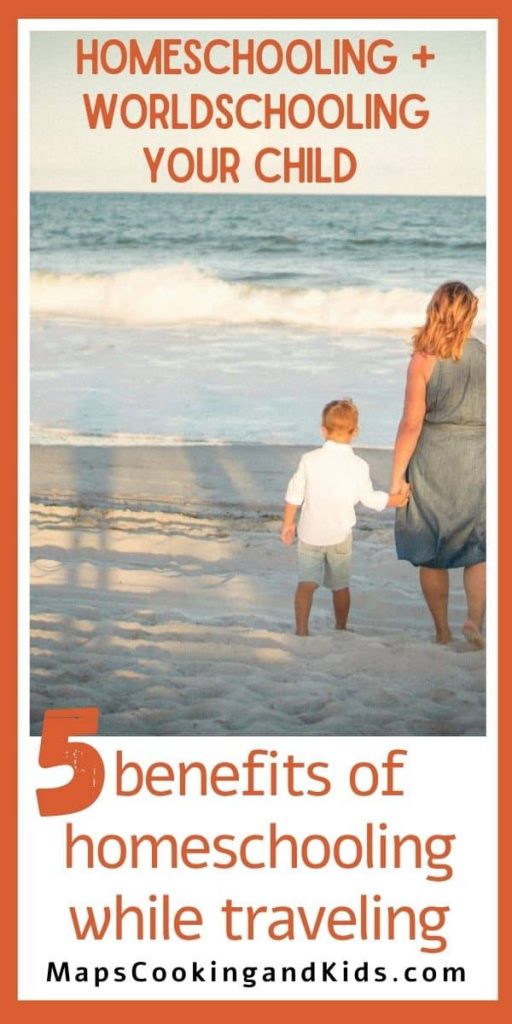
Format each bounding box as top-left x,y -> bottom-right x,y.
395,336 -> 486,568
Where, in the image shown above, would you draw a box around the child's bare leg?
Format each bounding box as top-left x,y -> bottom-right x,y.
419,567 -> 452,644
332,587 -> 350,630
462,562 -> 486,648
295,582 -> 318,636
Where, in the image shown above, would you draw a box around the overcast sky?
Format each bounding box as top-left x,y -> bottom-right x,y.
29,29 -> 487,194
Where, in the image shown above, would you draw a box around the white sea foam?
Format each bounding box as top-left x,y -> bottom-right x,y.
30,425 -> 395,449
30,263 -> 487,331
31,427 -> 233,446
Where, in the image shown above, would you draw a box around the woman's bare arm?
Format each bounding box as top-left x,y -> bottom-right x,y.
390,353 -> 432,493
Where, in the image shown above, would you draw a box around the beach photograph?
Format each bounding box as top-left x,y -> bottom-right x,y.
29,32 -> 487,736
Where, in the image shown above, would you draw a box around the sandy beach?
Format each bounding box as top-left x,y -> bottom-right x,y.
30,444 -> 485,737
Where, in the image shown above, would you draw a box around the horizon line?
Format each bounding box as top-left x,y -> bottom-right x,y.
30,189 -> 486,198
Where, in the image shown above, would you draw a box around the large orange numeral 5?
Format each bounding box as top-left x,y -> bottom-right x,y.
36,707 -> 105,816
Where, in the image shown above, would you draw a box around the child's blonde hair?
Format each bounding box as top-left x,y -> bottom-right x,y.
413,281 -> 478,361
322,399 -> 359,437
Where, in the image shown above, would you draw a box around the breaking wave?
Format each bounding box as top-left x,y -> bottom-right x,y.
31,263 -> 486,331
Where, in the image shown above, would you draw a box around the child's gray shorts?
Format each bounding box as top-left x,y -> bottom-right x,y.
297,535 -> 352,590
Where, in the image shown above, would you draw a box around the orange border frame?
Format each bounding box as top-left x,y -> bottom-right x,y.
1,3 -> 510,1020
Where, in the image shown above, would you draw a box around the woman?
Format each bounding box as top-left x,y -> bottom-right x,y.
391,281 -> 486,647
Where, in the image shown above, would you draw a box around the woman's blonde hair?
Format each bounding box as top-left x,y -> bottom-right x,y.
413,281 -> 478,361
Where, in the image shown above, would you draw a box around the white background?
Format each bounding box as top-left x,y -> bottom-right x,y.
19,737 -> 497,1000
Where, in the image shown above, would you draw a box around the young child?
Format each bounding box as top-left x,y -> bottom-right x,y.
282,399 -> 409,636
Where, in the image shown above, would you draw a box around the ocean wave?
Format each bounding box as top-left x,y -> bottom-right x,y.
31,264 -> 486,331
30,426 -> 394,449
31,427 -> 233,446
341,238 -> 485,250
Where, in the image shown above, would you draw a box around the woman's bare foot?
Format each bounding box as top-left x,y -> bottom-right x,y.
435,630 -> 453,644
462,619 -> 485,649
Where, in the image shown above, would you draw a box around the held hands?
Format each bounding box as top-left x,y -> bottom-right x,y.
387,481 -> 411,509
281,524 -> 297,545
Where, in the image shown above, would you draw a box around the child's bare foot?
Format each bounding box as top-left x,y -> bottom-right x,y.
462,619 -> 485,649
295,628 -> 310,637
435,630 -> 453,645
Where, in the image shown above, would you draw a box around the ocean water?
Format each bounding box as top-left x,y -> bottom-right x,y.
30,193 -> 485,446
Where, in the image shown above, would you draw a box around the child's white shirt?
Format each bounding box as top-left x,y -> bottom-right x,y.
285,440 -> 388,546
